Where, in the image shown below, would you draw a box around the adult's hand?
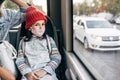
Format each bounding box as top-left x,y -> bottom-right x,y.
0,67 -> 16,80
10,0 -> 28,7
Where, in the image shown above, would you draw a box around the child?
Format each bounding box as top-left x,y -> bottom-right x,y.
16,6 -> 61,80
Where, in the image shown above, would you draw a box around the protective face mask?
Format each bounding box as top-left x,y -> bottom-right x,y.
31,28 -> 45,37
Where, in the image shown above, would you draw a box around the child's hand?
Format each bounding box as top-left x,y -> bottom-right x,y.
25,72 -> 39,80
34,69 -> 47,78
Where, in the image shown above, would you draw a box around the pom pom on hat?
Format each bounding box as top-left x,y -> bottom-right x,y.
25,6 -> 47,30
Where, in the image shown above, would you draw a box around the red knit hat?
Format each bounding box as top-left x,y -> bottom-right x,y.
25,6 -> 47,30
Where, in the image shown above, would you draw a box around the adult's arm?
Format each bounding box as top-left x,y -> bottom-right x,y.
10,0 -> 28,7
0,67 -> 15,80
6,0 -> 29,28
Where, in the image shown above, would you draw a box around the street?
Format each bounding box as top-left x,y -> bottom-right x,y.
73,24 -> 120,80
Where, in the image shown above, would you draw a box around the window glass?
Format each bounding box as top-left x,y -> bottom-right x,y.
32,0 -> 47,14
4,0 -> 47,14
73,0 -> 120,79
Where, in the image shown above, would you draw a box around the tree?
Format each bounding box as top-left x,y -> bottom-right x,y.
4,0 -> 27,10
108,0 -> 120,15
4,0 -> 19,10
73,0 -> 120,16
100,0 -> 120,15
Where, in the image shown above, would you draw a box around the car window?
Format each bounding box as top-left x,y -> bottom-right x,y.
87,20 -> 113,28
77,20 -> 81,25
80,22 -> 85,28
81,22 -> 84,26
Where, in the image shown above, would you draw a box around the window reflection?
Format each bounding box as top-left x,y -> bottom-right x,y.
32,0 -> 47,14
4,0 -> 47,14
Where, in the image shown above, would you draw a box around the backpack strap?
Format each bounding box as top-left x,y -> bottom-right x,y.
21,36 -> 26,54
3,41 -> 17,59
46,35 -> 52,54
21,35 -> 52,54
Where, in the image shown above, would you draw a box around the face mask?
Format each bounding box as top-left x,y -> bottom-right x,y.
31,28 -> 45,37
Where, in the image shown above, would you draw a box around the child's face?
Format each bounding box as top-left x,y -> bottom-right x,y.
31,20 -> 46,30
30,20 -> 46,37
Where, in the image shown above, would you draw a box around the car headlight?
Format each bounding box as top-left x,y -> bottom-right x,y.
91,34 -> 102,40
96,36 -> 102,41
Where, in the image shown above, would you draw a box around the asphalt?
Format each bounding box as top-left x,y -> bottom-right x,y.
74,25 -> 120,80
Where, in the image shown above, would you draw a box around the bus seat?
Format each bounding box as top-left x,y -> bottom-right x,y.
9,24 -> 21,51
19,16 -> 60,79
45,16 -> 60,79
45,16 -> 58,46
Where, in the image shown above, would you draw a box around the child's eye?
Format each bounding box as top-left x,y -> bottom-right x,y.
35,23 -> 39,26
42,23 -> 45,26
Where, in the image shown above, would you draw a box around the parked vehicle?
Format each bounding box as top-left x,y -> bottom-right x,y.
74,17 -> 120,51
96,12 -> 113,21
110,16 -> 120,24
115,16 -> 120,24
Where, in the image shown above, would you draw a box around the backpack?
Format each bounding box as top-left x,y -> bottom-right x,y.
0,41 -> 18,76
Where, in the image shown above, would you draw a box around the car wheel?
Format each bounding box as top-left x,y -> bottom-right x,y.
84,38 -> 89,49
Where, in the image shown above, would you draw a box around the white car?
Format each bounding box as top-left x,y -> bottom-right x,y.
74,17 -> 120,51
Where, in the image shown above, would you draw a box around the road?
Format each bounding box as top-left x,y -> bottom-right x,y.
73,24 -> 120,80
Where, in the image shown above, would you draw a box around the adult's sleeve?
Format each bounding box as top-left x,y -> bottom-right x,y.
5,7 -> 27,28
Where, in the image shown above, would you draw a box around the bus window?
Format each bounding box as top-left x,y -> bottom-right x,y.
4,0 -> 47,14
32,0 -> 47,14
73,0 -> 120,80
